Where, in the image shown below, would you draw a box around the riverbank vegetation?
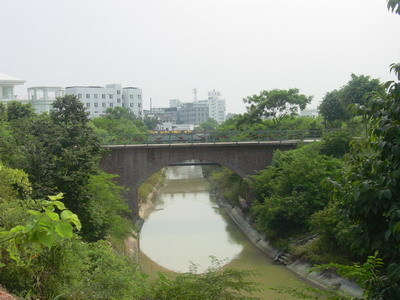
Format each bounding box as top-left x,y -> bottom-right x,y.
1,1 -> 399,298
206,1 -> 400,292
0,98 -> 261,299
207,40 -> 400,300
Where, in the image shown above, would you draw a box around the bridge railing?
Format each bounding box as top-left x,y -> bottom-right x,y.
100,129 -> 357,145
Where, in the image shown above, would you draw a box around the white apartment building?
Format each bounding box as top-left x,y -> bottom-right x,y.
196,90 -> 226,124
65,84 -> 142,118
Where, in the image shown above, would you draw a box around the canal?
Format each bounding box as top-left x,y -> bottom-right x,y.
140,165 -> 314,299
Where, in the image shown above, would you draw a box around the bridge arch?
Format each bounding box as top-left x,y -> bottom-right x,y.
99,142 -> 296,217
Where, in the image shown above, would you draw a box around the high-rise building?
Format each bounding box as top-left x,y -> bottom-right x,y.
65,84 -> 142,118
196,89 -> 226,124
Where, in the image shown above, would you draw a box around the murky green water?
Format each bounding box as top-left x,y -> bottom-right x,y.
140,165 -> 316,299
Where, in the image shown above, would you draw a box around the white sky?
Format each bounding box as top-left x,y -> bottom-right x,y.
1,0 -> 399,113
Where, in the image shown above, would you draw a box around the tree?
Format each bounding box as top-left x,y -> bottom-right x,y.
318,74 -> 382,128
143,116 -> 160,130
242,88 -> 312,125
319,41 -> 399,297
341,74 -> 382,108
84,172 -> 132,241
249,144 -> 342,239
318,90 -> 348,125
48,95 -> 102,236
103,106 -> 138,121
0,102 -> 6,122
5,101 -> 35,122
197,117 -> 219,131
387,0 -> 400,14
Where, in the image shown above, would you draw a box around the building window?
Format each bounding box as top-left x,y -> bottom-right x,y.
86,94 -> 90,98
122,95 -> 124,99
138,94 -> 142,99
130,95 -> 134,99
94,111 -> 98,114
122,103 -> 125,107
117,90 -> 121,95
117,98 -> 121,103
102,94 -> 106,99
109,103 -> 113,108
109,94 -> 113,99
102,103 -> 106,107
86,103 -> 90,108
78,94 -> 82,99
130,103 -> 134,107
94,103 -> 98,107
94,94 -> 98,99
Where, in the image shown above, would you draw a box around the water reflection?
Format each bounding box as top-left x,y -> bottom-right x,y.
140,165 -> 317,299
140,165 -> 243,273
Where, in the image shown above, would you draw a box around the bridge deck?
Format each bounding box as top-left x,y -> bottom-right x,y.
102,140 -> 317,149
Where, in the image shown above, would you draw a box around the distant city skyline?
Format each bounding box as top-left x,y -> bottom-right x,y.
1,0 -> 399,114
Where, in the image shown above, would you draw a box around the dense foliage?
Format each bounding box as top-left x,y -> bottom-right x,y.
318,74 -> 382,127
241,88 -> 312,126
0,97 -> 260,299
91,107 -> 149,144
249,143 -> 342,242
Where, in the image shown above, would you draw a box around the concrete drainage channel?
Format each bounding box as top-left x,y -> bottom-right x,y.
216,197 -> 364,298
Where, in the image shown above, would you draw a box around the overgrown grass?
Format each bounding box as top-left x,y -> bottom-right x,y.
138,169 -> 165,203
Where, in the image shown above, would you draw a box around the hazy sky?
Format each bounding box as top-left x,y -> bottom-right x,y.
1,0 -> 399,113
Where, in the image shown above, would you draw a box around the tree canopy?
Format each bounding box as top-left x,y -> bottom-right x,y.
242,88 -> 312,125
318,74 -> 382,126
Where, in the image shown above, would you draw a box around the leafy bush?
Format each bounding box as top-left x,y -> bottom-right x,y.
148,258 -> 261,300
320,130 -> 353,158
85,171 -> 132,242
249,144 -> 342,239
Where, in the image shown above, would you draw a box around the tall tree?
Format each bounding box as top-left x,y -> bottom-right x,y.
49,95 -> 102,227
326,53 -> 400,300
242,88 -> 312,125
340,74 -> 382,108
318,74 -> 382,128
318,90 -> 348,125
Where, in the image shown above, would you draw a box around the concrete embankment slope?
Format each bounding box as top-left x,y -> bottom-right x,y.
217,198 -> 364,298
125,177 -> 165,259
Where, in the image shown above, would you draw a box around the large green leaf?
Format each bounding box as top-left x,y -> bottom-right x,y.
55,222 -> 73,238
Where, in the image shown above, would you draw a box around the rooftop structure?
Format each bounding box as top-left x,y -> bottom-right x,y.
0,72 -> 25,100
28,86 -> 65,114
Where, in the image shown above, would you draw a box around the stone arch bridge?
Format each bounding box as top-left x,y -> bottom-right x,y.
99,141 -> 297,217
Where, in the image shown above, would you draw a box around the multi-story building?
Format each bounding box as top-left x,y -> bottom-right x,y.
178,102 -> 209,125
169,99 -> 182,108
143,107 -> 179,124
65,84 -> 142,118
27,86 -> 65,114
0,72 -> 25,100
196,90 -> 226,124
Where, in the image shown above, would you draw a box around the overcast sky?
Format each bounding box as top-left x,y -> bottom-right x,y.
1,0 -> 399,113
